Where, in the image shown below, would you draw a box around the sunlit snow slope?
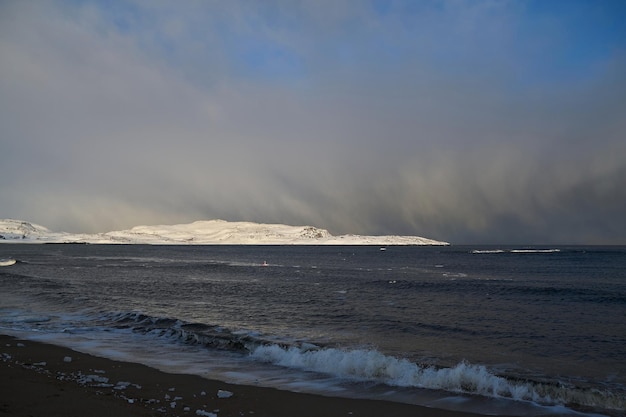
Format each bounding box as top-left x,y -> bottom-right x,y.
0,219 -> 448,245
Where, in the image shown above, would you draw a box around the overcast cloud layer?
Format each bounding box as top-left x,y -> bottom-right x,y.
1,0 -> 625,244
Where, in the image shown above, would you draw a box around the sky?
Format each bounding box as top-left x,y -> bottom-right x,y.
1,0 -> 625,244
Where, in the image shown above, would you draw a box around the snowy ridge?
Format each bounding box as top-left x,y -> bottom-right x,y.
0,219 -> 448,245
0,219 -> 53,240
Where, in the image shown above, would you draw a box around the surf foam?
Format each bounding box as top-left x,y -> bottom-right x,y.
250,344 -> 624,412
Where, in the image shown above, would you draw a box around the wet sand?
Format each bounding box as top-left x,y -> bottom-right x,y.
0,334 -> 489,417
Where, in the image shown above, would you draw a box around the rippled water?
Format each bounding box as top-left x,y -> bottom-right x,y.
1,244 -> 625,415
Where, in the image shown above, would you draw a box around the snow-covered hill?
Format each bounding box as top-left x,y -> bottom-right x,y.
0,219 -> 449,245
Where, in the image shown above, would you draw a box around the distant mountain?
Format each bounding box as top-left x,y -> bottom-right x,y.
0,219 -> 449,245
0,219 -> 54,240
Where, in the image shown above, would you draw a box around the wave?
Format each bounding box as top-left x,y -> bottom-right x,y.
0,258 -> 17,266
510,249 -> 561,254
100,311 -> 624,413
251,344 -> 624,412
471,249 -> 561,254
103,311 -> 265,352
471,249 -> 506,254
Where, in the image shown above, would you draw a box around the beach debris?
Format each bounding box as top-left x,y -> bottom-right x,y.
114,381 -> 131,390
200,391 -> 207,396
128,399 -> 135,404
184,406 -> 191,412
170,401 -> 177,408
17,343 -> 25,347
63,356 -> 72,363
33,361 -> 46,366
217,389 -> 233,398
112,381 -> 140,390
93,369 -> 106,374
77,373 -> 109,385
168,387 -> 176,391
195,410 -> 217,417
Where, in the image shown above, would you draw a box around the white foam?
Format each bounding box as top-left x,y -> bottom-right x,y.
471,249 -> 561,254
0,259 -> 17,266
471,250 -> 506,254
510,249 -> 560,253
250,344 -> 624,412
251,345 -> 529,398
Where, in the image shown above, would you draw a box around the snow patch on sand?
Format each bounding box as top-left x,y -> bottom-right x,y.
217,389 -> 233,398
195,410 -> 218,417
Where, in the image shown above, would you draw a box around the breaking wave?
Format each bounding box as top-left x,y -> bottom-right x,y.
102,311 -> 625,413
251,344 -> 624,412
510,249 -> 561,254
471,249 -> 561,254
471,249 -> 506,254
0,258 -> 17,267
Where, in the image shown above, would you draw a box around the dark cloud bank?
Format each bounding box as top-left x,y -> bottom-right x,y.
1,1 -> 625,244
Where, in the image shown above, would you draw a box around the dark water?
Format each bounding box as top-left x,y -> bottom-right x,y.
1,244 -> 625,416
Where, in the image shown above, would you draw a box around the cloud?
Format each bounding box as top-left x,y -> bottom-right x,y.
1,0 -> 625,243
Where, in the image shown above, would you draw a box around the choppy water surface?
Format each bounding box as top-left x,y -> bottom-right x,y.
1,244 -> 625,416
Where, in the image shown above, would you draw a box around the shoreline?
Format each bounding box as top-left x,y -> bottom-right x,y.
0,334 -> 484,417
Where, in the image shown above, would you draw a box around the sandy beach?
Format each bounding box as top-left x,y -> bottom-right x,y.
0,334 -> 487,417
